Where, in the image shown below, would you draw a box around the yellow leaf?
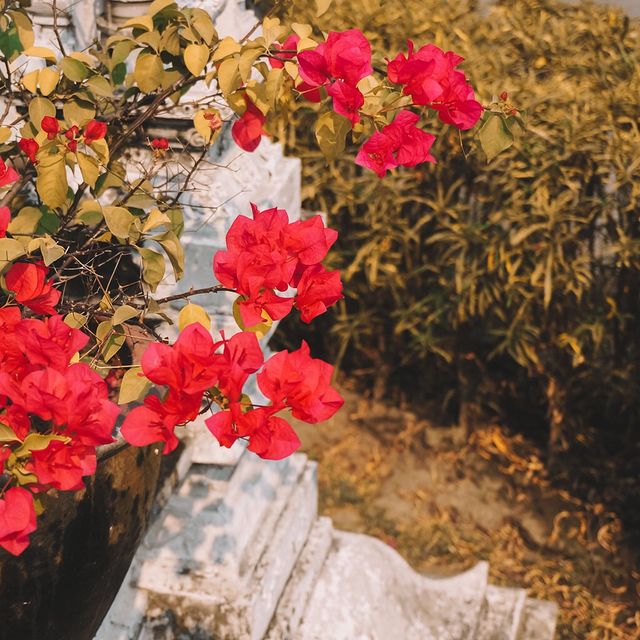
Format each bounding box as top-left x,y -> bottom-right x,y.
63,99 -> 96,127
77,151 -> 100,188
193,108 -> 222,145
122,15 -> 154,31
103,206 -> 133,239
148,0 -> 176,15
27,236 -> 64,265
0,127 -> 10,144
8,9 -> 34,50
212,36 -> 241,62
217,57 -> 241,98
112,304 -> 140,325
178,303 -> 211,331
232,296 -> 273,338
22,45 -> 57,61
21,69 -> 39,94
91,138 -> 110,164
190,8 -> 217,45
315,111 -> 351,161
0,238 -> 26,270
143,208 -> 171,233
315,0 -> 333,17
118,366 -> 150,404
239,47 -> 263,83
184,43 -> 209,77
28,97 -> 56,128
8,207 -> 41,236
64,312 -> 88,328
134,52 -> 164,93
36,152 -> 68,209
38,67 -> 60,96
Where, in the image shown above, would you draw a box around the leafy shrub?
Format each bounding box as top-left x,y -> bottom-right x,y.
274,0 -> 640,451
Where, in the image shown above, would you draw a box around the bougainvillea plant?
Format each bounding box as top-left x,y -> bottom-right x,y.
0,0 -> 516,556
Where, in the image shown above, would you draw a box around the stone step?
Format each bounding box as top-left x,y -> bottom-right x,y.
518,598 -> 558,640
136,452 -> 317,639
265,517 -> 334,640
295,530 -> 489,640
475,585 -> 527,640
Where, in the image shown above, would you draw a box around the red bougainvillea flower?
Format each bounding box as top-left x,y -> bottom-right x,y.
326,80 -> 364,126
214,204 -> 341,327
0,487 -> 37,556
258,341 -> 344,423
206,404 -> 301,460
142,323 -> 220,395
387,41 -> 482,130
83,120 -> 107,144
0,158 -> 19,187
294,264 -> 343,323
431,72 -> 483,131
41,116 -> 60,140
30,440 -> 97,491
15,315 -> 88,371
215,331 -> 264,401
0,206 -> 10,238
18,138 -> 39,164
4,262 -> 60,315
298,29 -> 372,89
355,110 -> 436,177
232,98 -> 266,152
269,33 -> 300,69
120,391 -> 201,454
151,137 -> 169,150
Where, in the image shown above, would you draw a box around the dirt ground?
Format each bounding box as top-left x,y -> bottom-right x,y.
292,385 -> 640,640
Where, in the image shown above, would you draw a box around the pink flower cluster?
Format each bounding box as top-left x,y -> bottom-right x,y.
387,41 -> 483,131
0,310 -> 119,554
236,29 -> 484,179
213,203 -> 343,328
297,29 -> 373,126
121,323 -> 343,461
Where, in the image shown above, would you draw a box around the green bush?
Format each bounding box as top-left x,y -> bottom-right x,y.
273,0 -> 640,452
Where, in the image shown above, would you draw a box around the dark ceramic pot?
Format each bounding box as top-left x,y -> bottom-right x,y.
0,439 -> 162,640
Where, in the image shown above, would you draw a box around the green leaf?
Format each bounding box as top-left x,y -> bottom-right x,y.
478,114 -> 514,162
14,433 -> 67,459
138,247 -> 165,291
118,366 -> 150,405
315,111 -> 351,161
154,230 -> 184,280
61,56 -> 90,82
87,75 -> 113,98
